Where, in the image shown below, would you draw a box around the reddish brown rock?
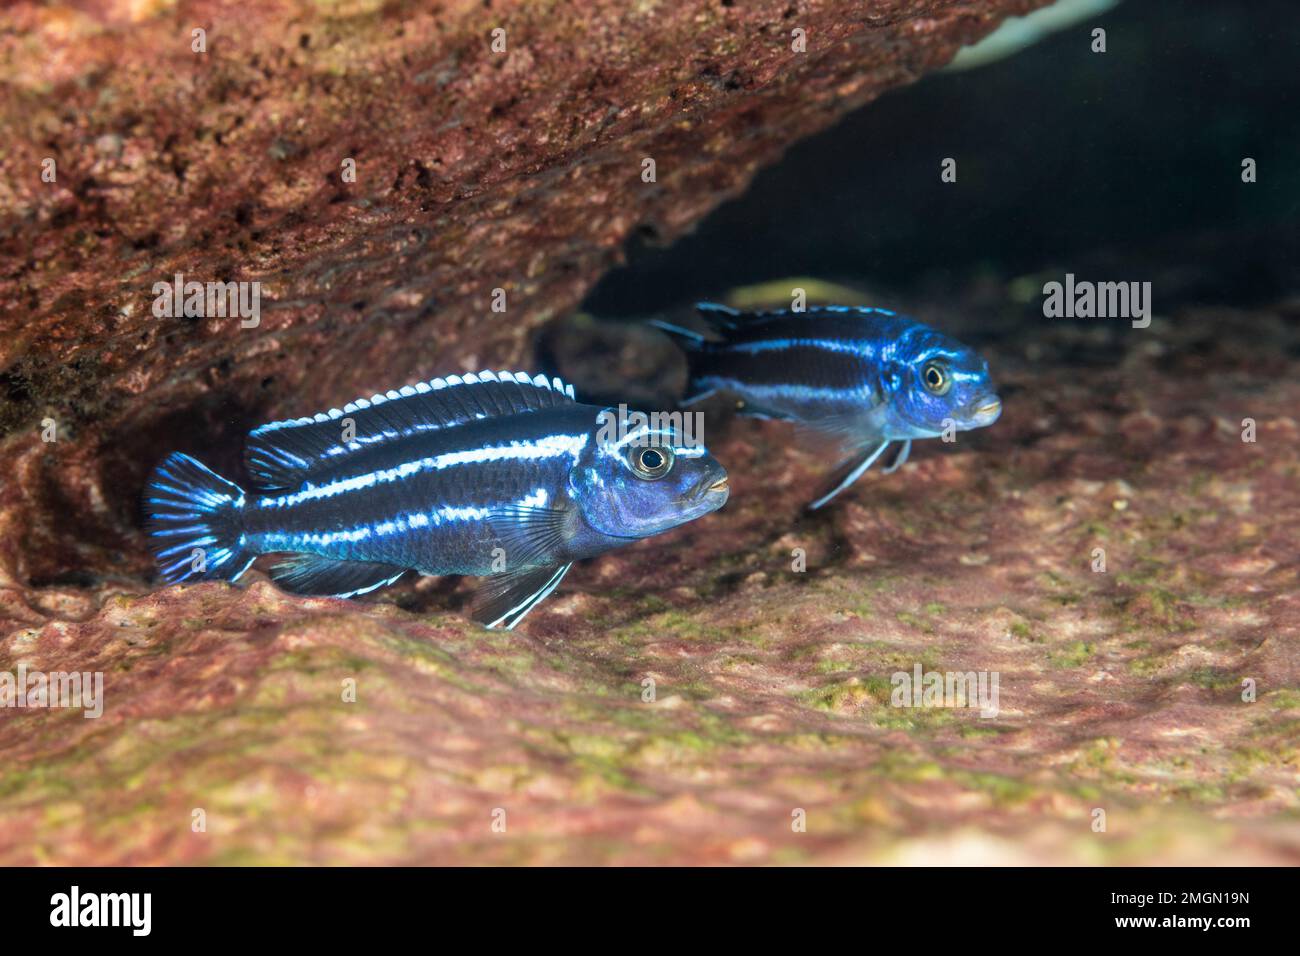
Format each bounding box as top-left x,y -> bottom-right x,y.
3,292 -> 1299,865
6,2 -> 1298,867
1,0 -> 1046,583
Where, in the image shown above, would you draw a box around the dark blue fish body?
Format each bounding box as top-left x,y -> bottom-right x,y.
145,371 -> 728,628
654,304 -> 1001,509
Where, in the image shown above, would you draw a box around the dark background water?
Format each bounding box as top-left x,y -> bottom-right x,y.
581,0 -> 1299,319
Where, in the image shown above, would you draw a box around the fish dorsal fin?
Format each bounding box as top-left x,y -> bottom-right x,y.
245,370 -> 577,490
695,302 -> 743,331
696,301 -> 900,332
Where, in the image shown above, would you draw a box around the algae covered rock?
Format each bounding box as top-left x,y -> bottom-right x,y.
3,0 -> 1299,866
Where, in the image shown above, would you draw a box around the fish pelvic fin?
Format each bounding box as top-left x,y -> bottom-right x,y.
806,440 -> 891,511
473,563 -> 573,630
144,452 -> 255,584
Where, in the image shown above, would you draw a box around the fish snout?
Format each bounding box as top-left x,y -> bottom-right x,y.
965,395 -> 1002,426
693,471 -> 730,506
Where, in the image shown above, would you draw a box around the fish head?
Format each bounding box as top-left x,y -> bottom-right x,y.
885,328 -> 1001,438
570,410 -> 729,539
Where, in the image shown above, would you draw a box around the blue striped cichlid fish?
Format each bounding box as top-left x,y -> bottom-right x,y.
144,371 -> 729,629
653,303 -> 1001,510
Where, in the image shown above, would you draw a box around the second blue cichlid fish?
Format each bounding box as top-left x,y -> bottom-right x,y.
653,303 -> 1002,509
144,371 -> 729,629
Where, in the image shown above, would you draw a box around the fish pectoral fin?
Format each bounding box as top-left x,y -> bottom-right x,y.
790,410 -> 876,451
269,554 -> 407,598
485,505 -> 573,568
473,563 -> 573,630
880,438 -> 912,474
806,440 -> 891,511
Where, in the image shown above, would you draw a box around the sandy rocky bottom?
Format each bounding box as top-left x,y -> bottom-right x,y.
2,302 -> 1297,865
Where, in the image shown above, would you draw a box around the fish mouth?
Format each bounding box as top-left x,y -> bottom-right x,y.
967,396 -> 1002,425
693,474 -> 729,505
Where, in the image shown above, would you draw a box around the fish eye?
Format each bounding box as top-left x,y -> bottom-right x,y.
630,445 -> 674,480
921,361 -> 951,396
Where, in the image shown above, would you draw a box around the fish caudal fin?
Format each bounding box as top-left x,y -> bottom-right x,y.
649,315 -> 722,405
648,318 -> 710,350
649,302 -> 748,349
144,452 -> 254,584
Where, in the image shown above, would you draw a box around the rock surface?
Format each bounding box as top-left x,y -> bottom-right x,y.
3,293 -> 1298,865
5,1 -> 1299,866
1,0 -> 1044,583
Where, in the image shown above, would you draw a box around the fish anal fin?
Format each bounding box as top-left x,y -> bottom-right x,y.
270,554 -> 407,598
473,563 -> 572,630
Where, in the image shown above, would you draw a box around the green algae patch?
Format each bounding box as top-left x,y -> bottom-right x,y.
5,310 -> 1300,867
1184,667 -> 1241,692
1049,641 -> 1095,668
799,678 -> 878,714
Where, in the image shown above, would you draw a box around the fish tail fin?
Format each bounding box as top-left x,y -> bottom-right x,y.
144,452 -> 255,584
694,301 -> 743,330
650,316 -> 721,405
648,318 -> 709,351
649,303 -> 745,344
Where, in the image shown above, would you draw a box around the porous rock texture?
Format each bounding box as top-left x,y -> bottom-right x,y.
6,1 -> 1300,866
1,0 -> 1044,583
4,295 -> 1300,865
